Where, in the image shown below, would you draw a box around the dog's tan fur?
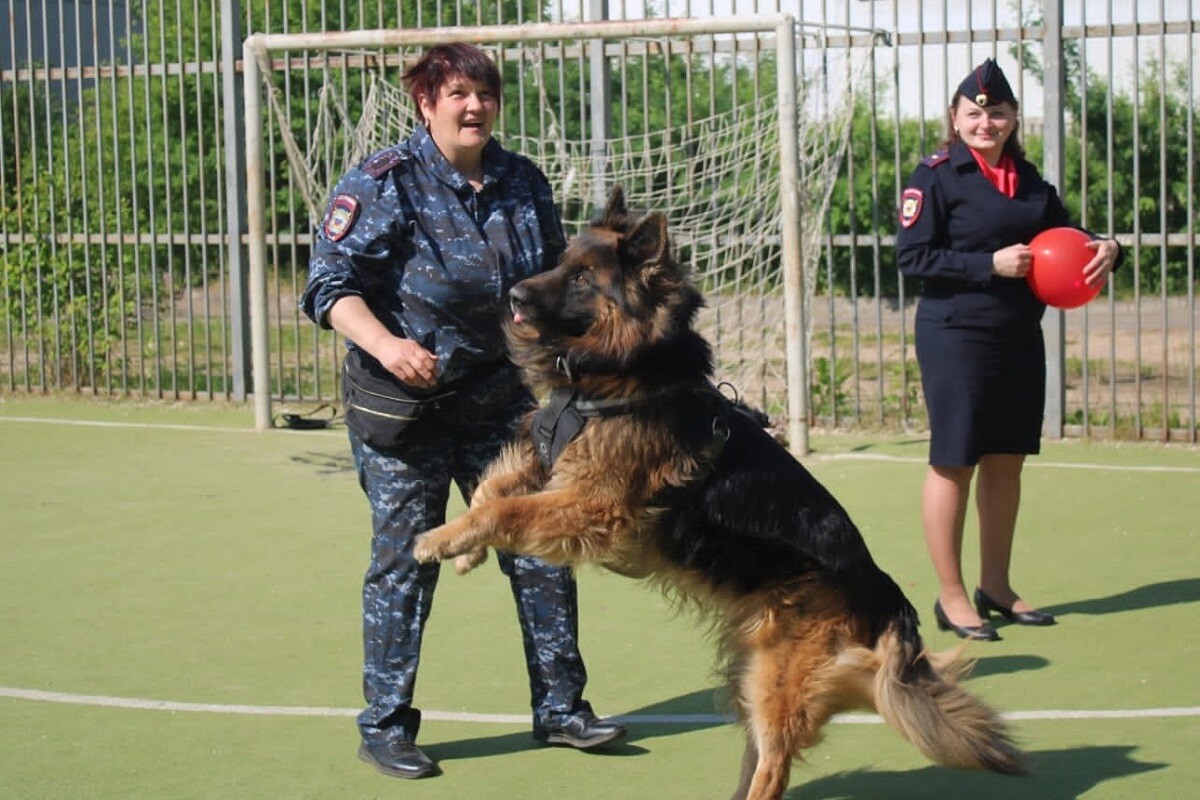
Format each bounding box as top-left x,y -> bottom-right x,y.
415,189 -> 1024,798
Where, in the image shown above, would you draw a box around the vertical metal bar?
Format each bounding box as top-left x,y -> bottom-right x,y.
193,0 -> 211,400
1188,1 -> 1198,443
272,1 -> 291,404
1041,0 -> 1065,439
44,0 -> 66,391
58,3 -> 79,391
264,0 -> 279,402
178,1 -> 196,399
588,0 -> 609,215
841,0 -> 864,426
892,0 -> 908,428
819,0 -> 838,430
224,0 -> 252,406
865,0 -> 885,426
138,0 -> 160,397
124,0 -> 146,395
915,0 -> 926,151
72,0 -> 97,391
1104,0 -> 1117,436
1078,0 -> 1091,435
22,0 -> 43,391
86,1 -> 112,394
159,0 -> 178,397
1,4 -> 14,393
242,34 -> 270,430
1157,0 -> 1169,440
208,0 -> 227,400
777,15 -> 808,456
105,0 -> 130,395
1131,3 -> 1143,437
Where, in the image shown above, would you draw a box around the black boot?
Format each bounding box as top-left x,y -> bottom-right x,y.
359,711 -> 438,779
533,708 -> 626,749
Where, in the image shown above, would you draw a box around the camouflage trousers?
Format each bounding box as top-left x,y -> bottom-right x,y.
348,367 -> 589,742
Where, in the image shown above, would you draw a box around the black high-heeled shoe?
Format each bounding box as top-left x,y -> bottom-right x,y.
933,600 -> 1001,641
974,587 -> 1056,626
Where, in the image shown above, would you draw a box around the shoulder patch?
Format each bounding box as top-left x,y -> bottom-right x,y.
322,194 -> 360,241
920,151 -> 950,168
362,147 -> 406,179
899,188 -> 924,228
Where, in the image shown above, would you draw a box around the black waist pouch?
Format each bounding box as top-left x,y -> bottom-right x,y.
342,348 -> 455,453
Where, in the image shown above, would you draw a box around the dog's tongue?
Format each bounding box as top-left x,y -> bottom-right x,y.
512,311 -> 524,325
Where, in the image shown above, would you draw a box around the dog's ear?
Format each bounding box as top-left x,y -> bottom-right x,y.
621,212 -> 669,268
598,185 -> 627,227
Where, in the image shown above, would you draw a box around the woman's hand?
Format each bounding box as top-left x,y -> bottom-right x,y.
1082,238 -> 1120,287
327,296 -> 439,389
992,243 -> 1032,278
374,336 -> 439,389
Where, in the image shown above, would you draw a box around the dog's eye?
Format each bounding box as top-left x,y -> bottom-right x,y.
571,271 -> 590,285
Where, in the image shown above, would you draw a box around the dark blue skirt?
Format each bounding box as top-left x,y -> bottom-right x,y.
915,315 -> 1045,467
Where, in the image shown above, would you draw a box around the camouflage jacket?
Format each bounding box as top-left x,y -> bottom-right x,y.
301,125 -> 566,385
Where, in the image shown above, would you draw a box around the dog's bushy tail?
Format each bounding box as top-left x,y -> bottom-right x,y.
869,628 -> 1027,776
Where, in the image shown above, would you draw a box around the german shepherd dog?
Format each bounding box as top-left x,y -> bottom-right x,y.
414,188 -> 1025,799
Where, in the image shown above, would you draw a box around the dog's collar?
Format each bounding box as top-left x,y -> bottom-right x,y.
572,387 -> 681,417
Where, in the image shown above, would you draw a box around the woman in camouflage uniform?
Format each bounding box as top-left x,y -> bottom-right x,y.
302,43 -> 623,780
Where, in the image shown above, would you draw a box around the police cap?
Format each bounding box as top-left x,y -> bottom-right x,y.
957,58 -> 1017,108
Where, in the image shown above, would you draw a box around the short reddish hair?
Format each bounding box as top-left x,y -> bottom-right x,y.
401,43 -> 502,111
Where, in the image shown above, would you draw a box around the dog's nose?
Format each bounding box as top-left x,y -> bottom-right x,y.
509,284 -> 530,309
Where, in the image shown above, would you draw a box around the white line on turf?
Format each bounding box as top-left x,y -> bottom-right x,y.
2,687 -> 1198,724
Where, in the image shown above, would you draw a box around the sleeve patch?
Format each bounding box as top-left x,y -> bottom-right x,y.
899,188 -> 924,228
322,194 -> 360,241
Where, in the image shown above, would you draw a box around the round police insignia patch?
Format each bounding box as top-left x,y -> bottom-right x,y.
899,188 -> 923,228
323,194 -> 360,241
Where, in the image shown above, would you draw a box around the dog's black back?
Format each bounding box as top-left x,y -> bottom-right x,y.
647,384 -> 919,645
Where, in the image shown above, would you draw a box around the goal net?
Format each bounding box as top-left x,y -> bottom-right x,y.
250,21 -> 859,441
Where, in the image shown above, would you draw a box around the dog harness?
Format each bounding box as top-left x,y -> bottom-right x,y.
530,384 -> 737,472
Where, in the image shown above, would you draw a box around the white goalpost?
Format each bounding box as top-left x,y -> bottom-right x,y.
241,15 -> 853,456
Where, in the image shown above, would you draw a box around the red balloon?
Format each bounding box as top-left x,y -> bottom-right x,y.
1026,226 -> 1102,309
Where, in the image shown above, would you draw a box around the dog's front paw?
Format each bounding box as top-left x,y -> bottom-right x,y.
413,531 -> 452,563
453,546 -> 489,575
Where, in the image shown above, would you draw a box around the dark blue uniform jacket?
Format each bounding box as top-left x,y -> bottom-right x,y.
301,125 -> 566,386
895,140 -> 1072,330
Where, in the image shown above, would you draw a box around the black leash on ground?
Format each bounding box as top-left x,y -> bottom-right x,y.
273,403 -> 341,431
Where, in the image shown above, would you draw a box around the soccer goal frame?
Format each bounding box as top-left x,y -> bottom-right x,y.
241,15 -> 810,452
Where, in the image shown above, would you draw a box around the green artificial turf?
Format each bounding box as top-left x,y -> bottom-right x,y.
1,396 -> 1197,798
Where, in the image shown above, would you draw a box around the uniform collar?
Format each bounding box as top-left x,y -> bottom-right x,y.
411,125 -> 512,192
948,139 -> 979,169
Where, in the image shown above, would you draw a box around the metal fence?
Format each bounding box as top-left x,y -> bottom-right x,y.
2,0 -> 1197,444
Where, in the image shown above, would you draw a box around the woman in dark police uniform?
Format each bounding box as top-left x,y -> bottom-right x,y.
896,59 -> 1120,641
